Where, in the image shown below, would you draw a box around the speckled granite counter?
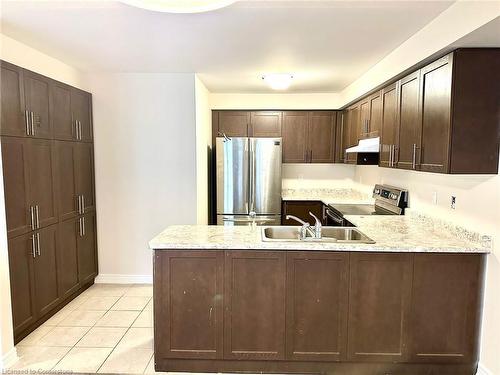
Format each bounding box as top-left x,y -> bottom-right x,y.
149,212 -> 490,253
281,188 -> 374,205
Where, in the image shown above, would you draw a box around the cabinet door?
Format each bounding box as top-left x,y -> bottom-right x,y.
348,253 -> 412,362
359,99 -> 370,139
55,141 -> 78,221
50,82 -> 74,141
409,254 -> 484,364
33,225 -> 60,317
71,88 -> 93,142
397,71 -> 422,170
282,201 -> 324,226
75,143 -> 95,212
379,82 -> 399,168
334,111 -> 344,163
419,55 -> 452,173
154,250 -> 224,360
58,218 -> 80,299
250,111 -> 282,137
224,251 -> 286,360
1,137 -> 32,238
368,90 -> 382,137
286,252 -> 348,361
1,62 -> 27,137
216,111 -> 249,137
23,70 -> 52,139
282,111 -> 308,163
26,139 -> 58,229
308,112 -> 336,163
345,106 -> 359,164
8,232 -> 37,335
77,211 -> 98,285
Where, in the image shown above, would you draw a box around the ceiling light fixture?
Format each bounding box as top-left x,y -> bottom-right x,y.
120,0 -> 238,13
261,73 -> 294,90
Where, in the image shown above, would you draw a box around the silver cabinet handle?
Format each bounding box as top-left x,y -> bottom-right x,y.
81,195 -> 85,214
36,232 -> 41,256
30,111 -> 35,136
82,216 -> 85,236
31,234 -> 36,258
388,145 -> 392,167
25,110 -> 30,136
77,195 -> 81,214
412,143 -> 417,170
30,206 -> 35,230
393,145 -> 397,167
35,205 -> 40,229
77,121 -> 80,140
79,217 -> 83,237
78,121 -> 82,140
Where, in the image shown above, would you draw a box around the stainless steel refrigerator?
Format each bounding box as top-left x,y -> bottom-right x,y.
216,137 -> 282,226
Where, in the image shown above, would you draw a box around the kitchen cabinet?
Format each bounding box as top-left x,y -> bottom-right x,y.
409,254 -> 484,363
1,138 -> 58,238
250,111 -> 282,137
0,61 -> 26,137
8,232 -> 37,335
286,251 -> 348,361
78,211 -> 98,285
348,253 -> 412,362
224,251 -> 286,360
214,111 -> 250,138
50,81 -> 74,141
71,88 -> 93,142
282,201 -> 324,226
343,105 -> 359,164
58,218 -> 80,299
308,111 -> 336,163
154,250 -> 224,360
23,70 -> 52,139
397,70 -> 422,170
33,224 -> 60,318
379,82 -> 400,168
282,111 -> 309,163
334,111 -> 345,163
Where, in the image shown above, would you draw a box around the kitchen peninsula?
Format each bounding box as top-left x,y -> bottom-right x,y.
149,213 -> 489,375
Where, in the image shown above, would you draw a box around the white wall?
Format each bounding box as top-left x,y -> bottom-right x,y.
282,164 -> 355,190
210,92 -> 342,109
0,32 -> 89,367
89,73 -> 198,282
195,76 -> 212,224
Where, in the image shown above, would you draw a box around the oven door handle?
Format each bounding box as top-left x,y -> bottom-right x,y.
326,209 -> 344,224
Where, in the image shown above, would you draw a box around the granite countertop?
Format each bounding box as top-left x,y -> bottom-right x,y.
281,188 -> 375,206
149,212 -> 491,254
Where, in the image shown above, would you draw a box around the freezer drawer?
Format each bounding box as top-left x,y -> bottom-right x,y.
217,215 -> 281,226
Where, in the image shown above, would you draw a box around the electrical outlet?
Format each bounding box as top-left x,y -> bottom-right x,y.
451,196 -> 456,209
432,192 -> 438,205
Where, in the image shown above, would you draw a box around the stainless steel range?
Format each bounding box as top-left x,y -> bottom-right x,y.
325,184 -> 408,226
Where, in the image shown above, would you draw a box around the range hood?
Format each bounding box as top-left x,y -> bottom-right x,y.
346,137 -> 380,153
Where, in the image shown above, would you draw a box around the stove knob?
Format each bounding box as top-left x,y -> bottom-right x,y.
390,193 -> 398,200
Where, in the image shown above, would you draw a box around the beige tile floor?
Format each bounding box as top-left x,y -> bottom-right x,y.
6,283 -> 272,375
8,283 -> 158,374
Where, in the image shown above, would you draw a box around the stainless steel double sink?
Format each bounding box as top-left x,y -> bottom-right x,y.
261,226 -> 375,244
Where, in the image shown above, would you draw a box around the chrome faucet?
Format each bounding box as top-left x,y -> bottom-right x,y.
286,212 -> 322,240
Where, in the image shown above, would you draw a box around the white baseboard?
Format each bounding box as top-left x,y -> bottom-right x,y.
477,363 -> 494,375
95,274 -> 152,284
1,347 -> 18,369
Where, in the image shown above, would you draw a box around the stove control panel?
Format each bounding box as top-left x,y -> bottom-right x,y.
373,184 -> 408,207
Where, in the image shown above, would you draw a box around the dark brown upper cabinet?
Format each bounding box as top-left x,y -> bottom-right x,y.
343,105 -> 359,164
250,111 -> 282,137
286,251 -> 348,362
379,82 -> 400,168
154,250 -> 224,360
50,81 -> 74,141
308,111 -> 336,163
224,250 -> 286,361
71,88 -> 93,142
1,62 -> 27,137
282,111 -> 336,163
396,70 -> 422,171
214,111 -> 250,138
23,70 -> 52,139
282,111 -> 309,163
334,111 -> 345,163
358,92 -> 382,140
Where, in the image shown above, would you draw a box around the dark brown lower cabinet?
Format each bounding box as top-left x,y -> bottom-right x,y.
78,211 -> 98,285
348,253 -> 412,362
224,251 -> 286,360
286,251 -> 348,361
153,250 -> 484,375
58,218 -> 81,299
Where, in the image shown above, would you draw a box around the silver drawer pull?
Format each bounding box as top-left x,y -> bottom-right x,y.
36,232 -> 41,256
30,206 -> 35,230
31,234 -> 36,258
35,205 -> 40,229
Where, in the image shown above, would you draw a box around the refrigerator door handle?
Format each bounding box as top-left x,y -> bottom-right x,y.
249,142 -> 255,214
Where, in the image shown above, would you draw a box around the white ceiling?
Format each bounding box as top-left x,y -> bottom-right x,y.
0,0 -> 457,92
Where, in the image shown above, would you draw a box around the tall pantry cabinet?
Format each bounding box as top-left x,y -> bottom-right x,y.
0,60 -> 98,343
